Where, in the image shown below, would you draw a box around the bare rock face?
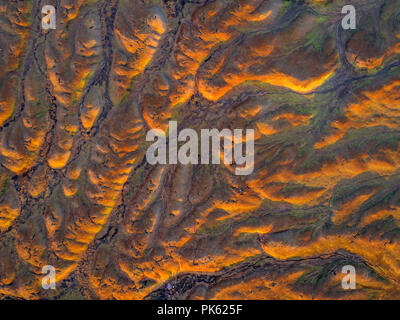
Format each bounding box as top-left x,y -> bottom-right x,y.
0,0 -> 399,300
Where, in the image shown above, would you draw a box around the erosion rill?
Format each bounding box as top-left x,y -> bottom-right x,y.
0,0 -> 399,300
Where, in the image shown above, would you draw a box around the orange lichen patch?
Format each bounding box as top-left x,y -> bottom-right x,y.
247,10 -> 272,22
46,66 -> 74,106
57,135 -> 74,151
234,224 -> 273,236
0,245 -> 17,287
166,0 -> 282,109
0,143 -> 37,175
110,9 -> 166,104
168,80 -> 196,107
65,123 -> 79,134
42,8 -> 102,180
358,151 -> 400,176
332,192 -> 374,224
115,29 -> 155,65
109,140 -> 140,154
348,42 -> 400,69
247,180 -> 325,205
365,149 -> 400,173
60,229 -> 105,258
62,1 -> 85,22
256,122 -> 277,135
204,54 -> 227,79
252,145 -> 400,198
147,13 -> 166,35
0,3 -> 31,76
273,113 -> 313,126
77,39 -> 99,57
85,134 -> 143,236
24,130 -> 47,152
199,67 -> 335,101
213,194 -> 262,216
228,2 -> 267,21
314,122 -> 348,149
81,104 -> 100,129
250,41 -> 275,59
75,69 -> 93,98
67,166 -> 82,180
261,236 -> 400,285
86,170 -> 122,195
164,231 -> 195,249
239,104 -> 262,118
63,180 -> 78,197
48,149 -> 71,169
9,3 -> 31,27
197,28 -> 232,44
166,246 -> 261,275
252,68 -> 335,94
139,260 -> 175,285
15,216 -> 50,268
63,239 -> 90,256
220,0 -> 276,29
317,79 -> 400,149
360,206 -> 400,227
364,80 -> 400,109
0,205 -> 19,232
345,104 -> 399,130
197,11 -> 338,101
317,117 -> 392,149
9,66 -> 47,171
212,271 -> 311,300
280,189 -> 326,205
28,169 -> 48,198
0,76 -> 17,126
0,94 -> 14,120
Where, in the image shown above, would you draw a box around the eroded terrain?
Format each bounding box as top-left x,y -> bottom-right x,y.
0,0 -> 399,299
